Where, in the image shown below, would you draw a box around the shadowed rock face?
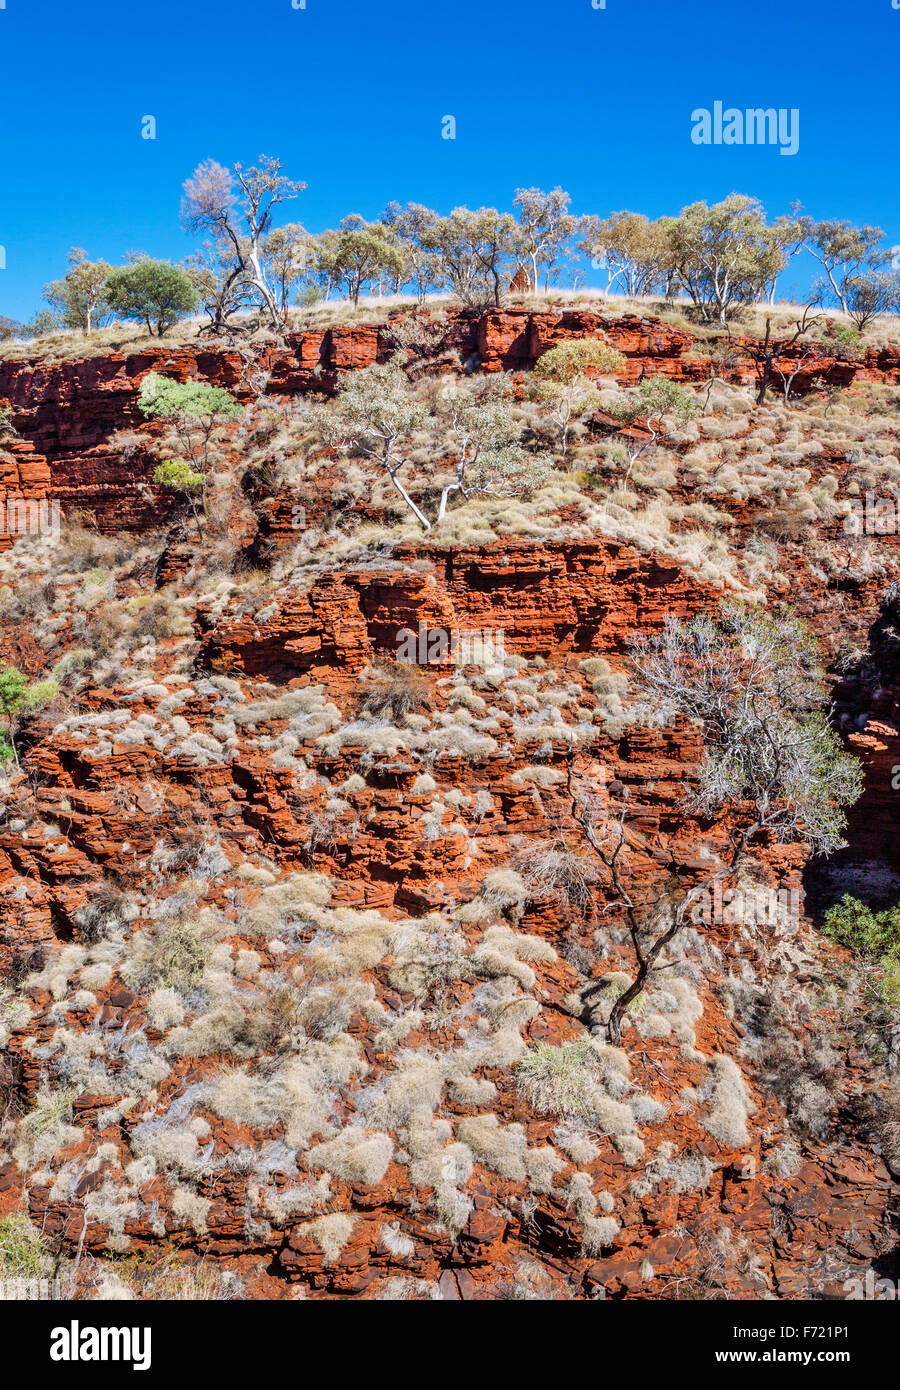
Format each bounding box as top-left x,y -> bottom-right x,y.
0,310 -> 898,1301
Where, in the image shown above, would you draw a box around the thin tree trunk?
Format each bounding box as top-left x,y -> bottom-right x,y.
386,465 -> 431,530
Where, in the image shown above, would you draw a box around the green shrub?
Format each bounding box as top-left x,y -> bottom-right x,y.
0,1215 -> 50,1280
533,339 -> 626,383
139,373 -> 243,533
609,375 -> 701,427
823,896 -> 900,1005
138,374 -> 244,430
0,667 -> 61,763
823,895 -> 900,962
816,325 -> 864,361
20,679 -> 60,711
153,459 -> 203,493
105,260 -> 199,337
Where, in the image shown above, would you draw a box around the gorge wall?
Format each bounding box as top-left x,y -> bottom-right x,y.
3,307 -> 900,543
0,309 -> 898,1301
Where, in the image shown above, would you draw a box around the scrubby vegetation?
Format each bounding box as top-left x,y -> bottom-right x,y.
1,234 -> 899,1302
823,896 -> 900,1002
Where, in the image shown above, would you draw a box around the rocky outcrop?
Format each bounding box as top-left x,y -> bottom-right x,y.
196,539 -> 709,681
3,307 -> 899,547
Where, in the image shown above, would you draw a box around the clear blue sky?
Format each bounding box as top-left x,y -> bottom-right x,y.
0,0 -> 897,320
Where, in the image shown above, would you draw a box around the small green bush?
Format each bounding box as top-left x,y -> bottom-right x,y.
0,1215 -> 50,1280
153,459 -> 203,493
609,375 -> 701,426
533,339 -> 626,383
0,667 -> 61,762
823,895 -> 900,1005
816,325 -> 864,361
823,895 -> 900,961
20,679 -> 60,711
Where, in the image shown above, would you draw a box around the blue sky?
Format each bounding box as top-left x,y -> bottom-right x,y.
0,0 -> 897,319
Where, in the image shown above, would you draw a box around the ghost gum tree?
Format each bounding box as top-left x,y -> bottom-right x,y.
666,195 -> 785,324
799,217 -> 890,313
260,223 -> 318,320
512,187 -> 577,294
316,217 -> 405,307
419,207 -> 518,307
381,202 -> 444,303
606,375 -> 701,486
44,249 -> 113,336
24,183 -> 900,341
577,212 -> 672,298
531,338 -> 626,455
567,603 -> 862,1045
316,358 -> 550,531
180,155 -> 306,331
434,375 -> 550,518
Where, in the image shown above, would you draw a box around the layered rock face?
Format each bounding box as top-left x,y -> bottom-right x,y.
0,310 -> 898,1302
3,307 -> 900,547
195,540 -> 706,682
